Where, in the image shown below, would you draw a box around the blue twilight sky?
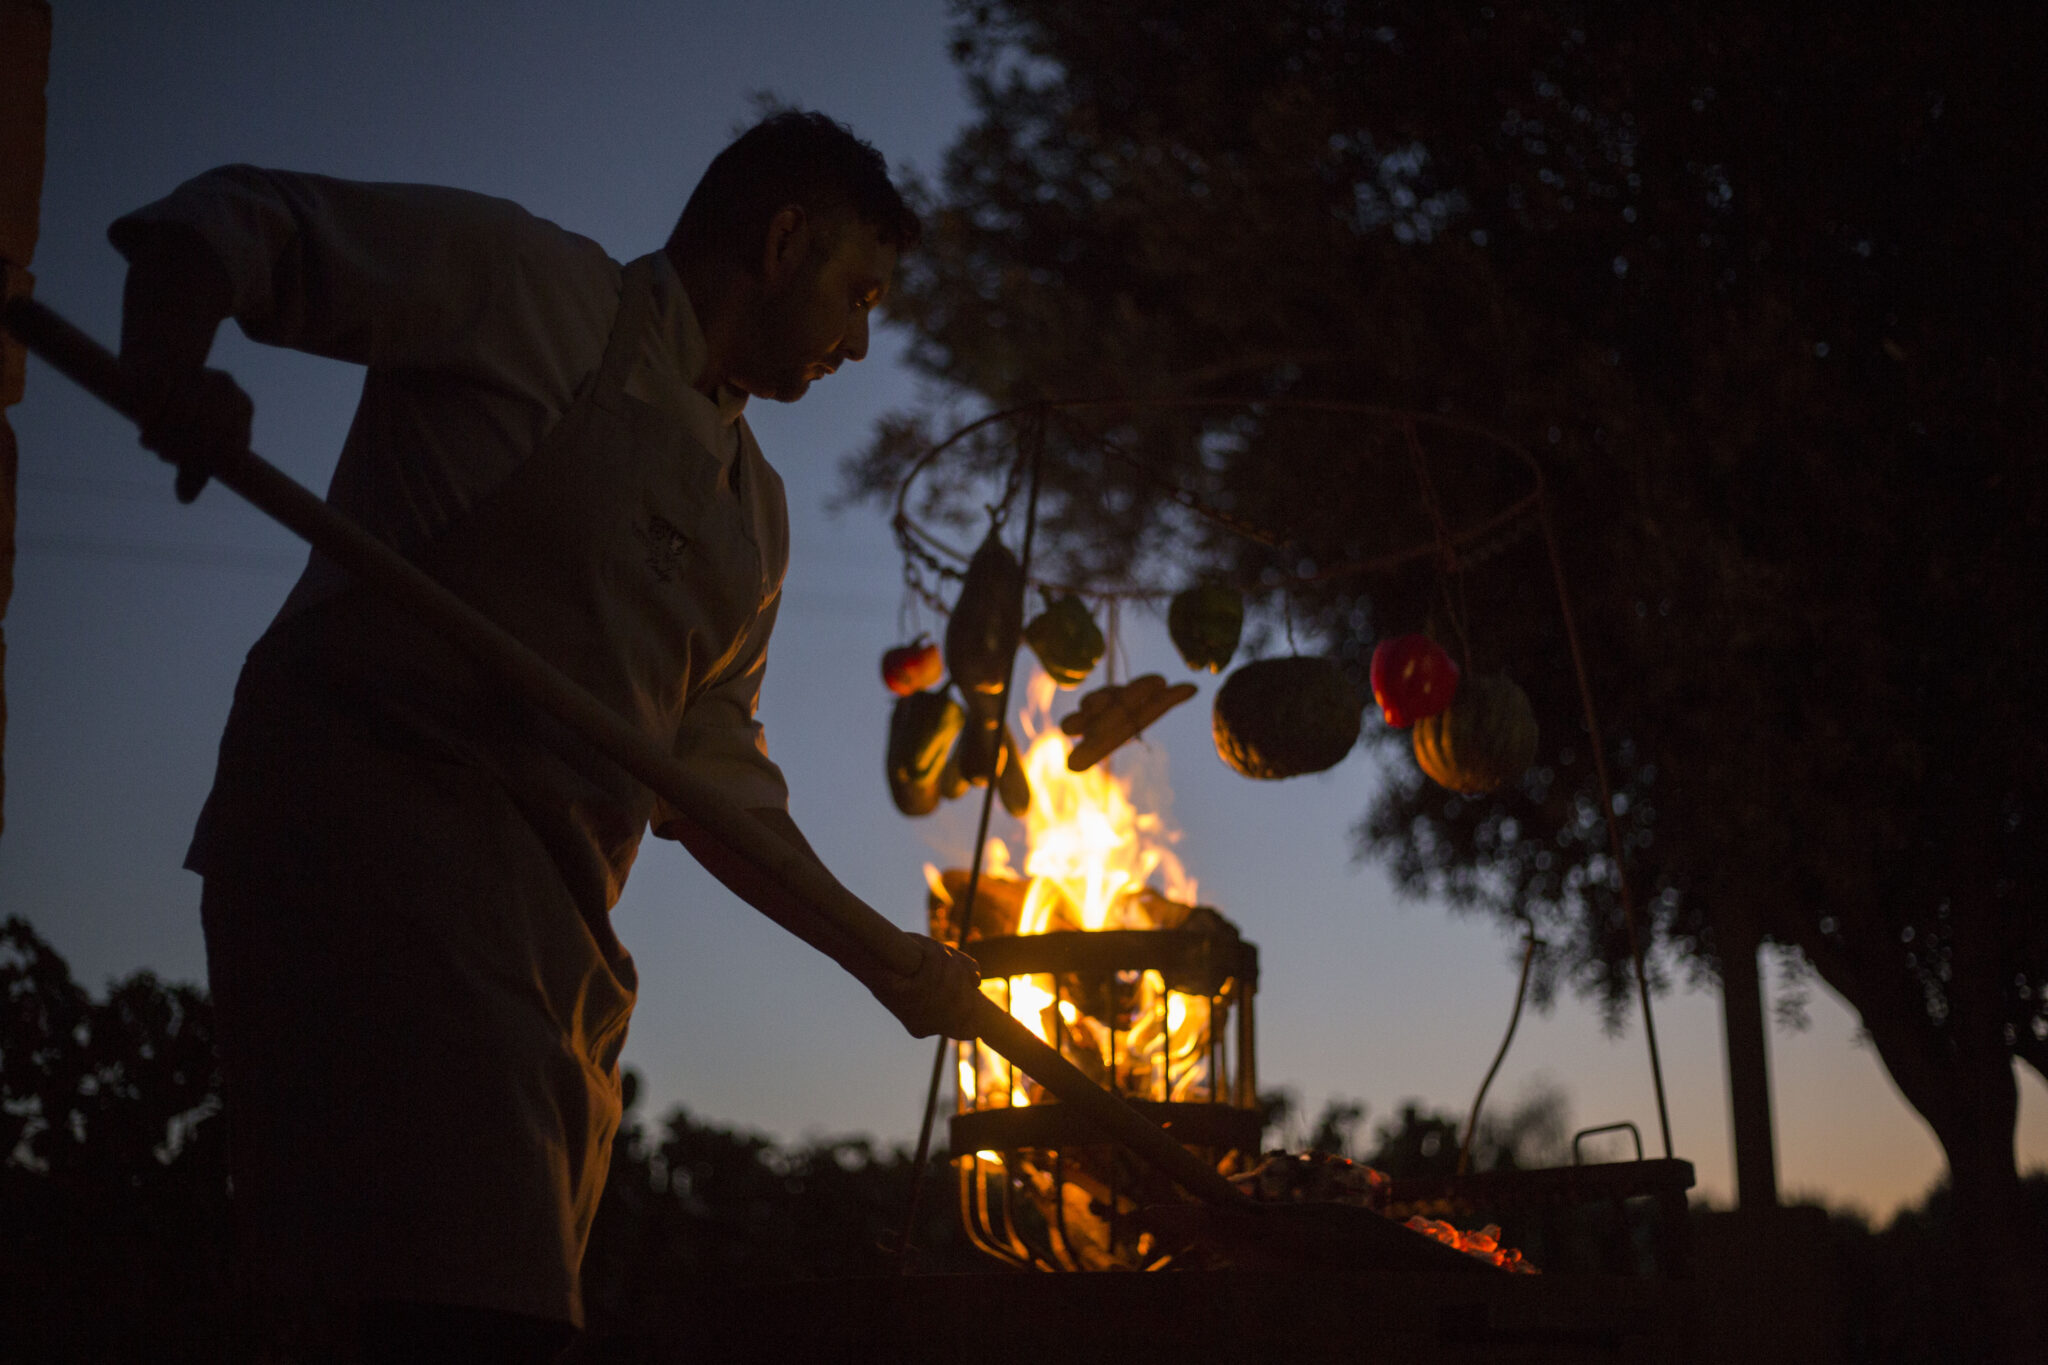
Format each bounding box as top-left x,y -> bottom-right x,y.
3,0 -> 2040,1222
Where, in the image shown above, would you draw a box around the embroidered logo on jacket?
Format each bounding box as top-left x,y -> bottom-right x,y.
635,514 -> 690,582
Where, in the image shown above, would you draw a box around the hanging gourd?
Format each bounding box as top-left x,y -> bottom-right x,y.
1022,591 -> 1105,687
1168,583 -> 1244,674
1211,656 -> 1363,779
945,526 -> 1025,694
1369,633 -> 1461,728
880,635 -> 943,696
886,689 -> 965,816
1412,674 -> 1539,794
953,689 -> 1004,785
950,688 -> 1031,815
996,726 -> 1031,817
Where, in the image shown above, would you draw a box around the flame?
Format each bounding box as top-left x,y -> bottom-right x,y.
933,673 -> 1259,1270
930,671 -> 1221,1114
1016,672 -> 1197,926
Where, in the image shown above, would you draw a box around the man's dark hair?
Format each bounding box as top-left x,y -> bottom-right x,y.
670,110 -> 920,271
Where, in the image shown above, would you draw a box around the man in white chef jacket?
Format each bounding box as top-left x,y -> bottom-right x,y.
113,110 -> 978,1363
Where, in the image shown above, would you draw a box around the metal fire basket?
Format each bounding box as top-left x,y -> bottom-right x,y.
951,924 -> 1260,1271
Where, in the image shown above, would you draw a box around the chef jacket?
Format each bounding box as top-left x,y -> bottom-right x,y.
109,166 -> 791,857
110,167 -> 792,1324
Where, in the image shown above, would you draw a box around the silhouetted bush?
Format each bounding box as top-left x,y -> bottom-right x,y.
1,916 -> 233,1363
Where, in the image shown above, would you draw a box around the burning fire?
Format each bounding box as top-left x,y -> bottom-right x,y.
927,672 -> 1220,1112
929,673 -> 1539,1276
930,673 -> 1197,931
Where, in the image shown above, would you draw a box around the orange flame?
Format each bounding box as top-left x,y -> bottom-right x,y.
930,671 -> 1215,1112
1015,673 -> 1196,928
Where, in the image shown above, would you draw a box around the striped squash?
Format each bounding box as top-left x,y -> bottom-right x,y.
1413,674 -> 1538,794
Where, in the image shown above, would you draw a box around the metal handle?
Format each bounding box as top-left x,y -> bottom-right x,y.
1572,1120 -> 1645,1165
3,293 -> 1250,1210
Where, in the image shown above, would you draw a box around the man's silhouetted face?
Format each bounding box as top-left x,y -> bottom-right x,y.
736,213 -> 896,403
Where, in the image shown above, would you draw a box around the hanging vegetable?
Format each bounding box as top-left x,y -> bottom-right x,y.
938,749 -> 970,801
1211,656 -> 1363,779
880,635 -> 943,696
944,525 -> 1025,694
1022,591 -> 1106,688
1168,583 -> 1244,674
886,689 -> 965,816
1061,674 -> 1199,772
996,726 -> 1031,817
1412,674 -> 1539,794
951,689 -> 1032,815
1369,633 -> 1461,728
953,689 -> 1004,785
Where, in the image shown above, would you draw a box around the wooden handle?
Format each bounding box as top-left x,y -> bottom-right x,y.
4,294 -> 1252,1209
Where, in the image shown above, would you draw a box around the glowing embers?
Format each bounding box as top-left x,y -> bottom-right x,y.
1403,1217 -> 1539,1273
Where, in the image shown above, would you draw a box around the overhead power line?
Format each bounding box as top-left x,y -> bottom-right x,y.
14,535 -> 302,576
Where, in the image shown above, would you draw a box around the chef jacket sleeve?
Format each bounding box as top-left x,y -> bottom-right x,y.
107,165 -> 615,402
659,590 -> 791,819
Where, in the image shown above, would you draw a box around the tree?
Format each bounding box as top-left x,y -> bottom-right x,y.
845,3 -> 2048,1354
1264,1086 -> 1569,1174
1,916 -> 232,1362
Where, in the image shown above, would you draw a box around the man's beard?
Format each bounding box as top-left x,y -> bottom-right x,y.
749,254 -> 830,401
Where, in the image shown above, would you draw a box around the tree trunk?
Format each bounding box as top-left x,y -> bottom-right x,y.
1920,1056 -> 2043,1365
1789,870 -> 2042,1363
1852,977 -> 2044,1365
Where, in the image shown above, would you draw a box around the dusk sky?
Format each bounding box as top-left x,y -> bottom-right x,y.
4,0 -> 2040,1222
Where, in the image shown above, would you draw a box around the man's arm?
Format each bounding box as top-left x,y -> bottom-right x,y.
657,805 -> 982,1041
110,165 -> 616,374
110,166 -> 615,499
116,224 -> 251,497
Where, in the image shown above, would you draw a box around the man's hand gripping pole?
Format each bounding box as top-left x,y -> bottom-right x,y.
1,294 -> 1251,1213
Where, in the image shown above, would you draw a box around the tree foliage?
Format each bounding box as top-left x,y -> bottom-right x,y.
1,916 -> 232,1363
846,2 -> 2047,1350
1264,1085 -> 1569,1175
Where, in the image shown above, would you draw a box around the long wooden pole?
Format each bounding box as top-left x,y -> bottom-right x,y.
4,295 -> 1249,1211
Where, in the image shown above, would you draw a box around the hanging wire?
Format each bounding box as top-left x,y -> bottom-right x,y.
1103,594 -> 1125,686
1458,924 -> 1539,1175
1536,489 -> 1674,1160
1405,419 -> 1476,672
894,403 -> 1047,1265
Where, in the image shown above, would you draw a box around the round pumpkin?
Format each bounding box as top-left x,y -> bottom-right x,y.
1412,674 -> 1539,794
1212,656 -> 1363,779
1168,583 -> 1244,674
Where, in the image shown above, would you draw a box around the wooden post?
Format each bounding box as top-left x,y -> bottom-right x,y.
1720,901 -> 1779,1210
0,0 -> 53,841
